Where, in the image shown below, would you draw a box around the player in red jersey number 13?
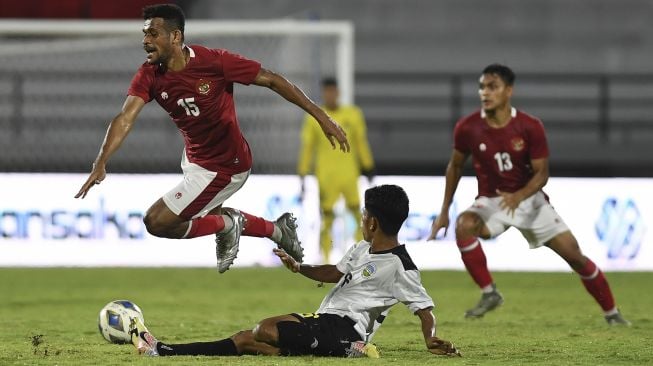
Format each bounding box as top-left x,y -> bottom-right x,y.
428,64 -> 630,326
75,4 -> 350,273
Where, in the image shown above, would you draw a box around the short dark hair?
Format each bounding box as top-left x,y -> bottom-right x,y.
482,63 -> 516,86
321,77 -> 338,88
364,185 -> 409,236
143,4 -> 185,39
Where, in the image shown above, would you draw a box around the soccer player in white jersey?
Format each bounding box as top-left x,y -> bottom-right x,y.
129,185 -> 460,358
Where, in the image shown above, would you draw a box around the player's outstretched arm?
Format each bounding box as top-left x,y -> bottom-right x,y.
273,248 -> 343,283
428,149 -> 468,240
75,96 -> 145,199
415,308 -> 461,356
252,68 -> 350,153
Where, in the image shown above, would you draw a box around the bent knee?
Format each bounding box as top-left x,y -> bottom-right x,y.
455,212 -> 483,236
253,320 -> 277,344
231,330 -> 253,348
143,211 -> 169,237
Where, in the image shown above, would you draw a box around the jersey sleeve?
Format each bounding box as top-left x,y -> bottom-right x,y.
351,107 -> 375,170
127,65 -> 154,103
218,49 -> 262,85
335,241 -> 363,273
527,118 -> 549,159
392,268 -> 435,314
452,118 -> 470,154
297,113 -> 318,176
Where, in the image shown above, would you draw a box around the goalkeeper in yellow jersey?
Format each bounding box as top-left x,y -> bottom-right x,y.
298,78 -> 375,263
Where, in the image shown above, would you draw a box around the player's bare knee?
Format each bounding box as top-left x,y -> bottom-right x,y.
455,212 -> 482,237
231,330 -> 253,349
143,212 -> 167,237
252,320 -> 276,344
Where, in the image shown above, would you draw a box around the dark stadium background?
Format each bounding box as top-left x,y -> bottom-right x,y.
2,0 -> 652,178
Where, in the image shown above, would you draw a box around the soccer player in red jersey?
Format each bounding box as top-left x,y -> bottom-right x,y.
75,4 -> 350,273
428,64 -> 630,325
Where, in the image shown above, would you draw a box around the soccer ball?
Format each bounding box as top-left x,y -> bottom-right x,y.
98,300 -> 144,344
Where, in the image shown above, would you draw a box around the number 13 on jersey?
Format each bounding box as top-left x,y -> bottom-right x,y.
177,97 -> 200,116
494,152 -> 513,172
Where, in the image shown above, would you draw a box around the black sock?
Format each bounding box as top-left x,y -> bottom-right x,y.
156,338 -> 238,356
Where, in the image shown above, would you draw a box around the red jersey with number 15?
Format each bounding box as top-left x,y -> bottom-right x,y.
453,108 -> 549,198
127,45 -> 261,173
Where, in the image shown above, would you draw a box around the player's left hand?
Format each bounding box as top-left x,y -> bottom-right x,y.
273,248 -> 300,272
318,116 -> 350,153
496,189 -> 522,217
75,164 -> 106,199
426,336 -> 461,357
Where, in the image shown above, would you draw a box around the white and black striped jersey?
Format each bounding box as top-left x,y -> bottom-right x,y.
316,241 -> 434,341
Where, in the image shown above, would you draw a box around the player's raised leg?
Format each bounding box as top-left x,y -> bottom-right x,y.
546,231 -> 630,325
215,208 -> 302,263
455,211 -> 504,318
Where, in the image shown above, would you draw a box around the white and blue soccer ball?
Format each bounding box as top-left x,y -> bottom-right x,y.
98,300 -> 144,344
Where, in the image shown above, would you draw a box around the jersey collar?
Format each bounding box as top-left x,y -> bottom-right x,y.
481,106 -> 516,119
183,44 -> 195,58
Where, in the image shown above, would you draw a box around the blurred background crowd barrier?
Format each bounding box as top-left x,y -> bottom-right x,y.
2,0 -> 653,177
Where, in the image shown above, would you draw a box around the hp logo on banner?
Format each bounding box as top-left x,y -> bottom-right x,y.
595,198 -> 646,260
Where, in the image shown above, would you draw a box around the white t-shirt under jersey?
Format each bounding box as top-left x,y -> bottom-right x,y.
316,241 -> 434,341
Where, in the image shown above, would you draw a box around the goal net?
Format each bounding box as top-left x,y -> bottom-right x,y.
0,20 -> 353,174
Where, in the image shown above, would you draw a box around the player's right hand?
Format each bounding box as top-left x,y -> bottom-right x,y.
75,164 -> 106,199
318,116 -> 350,153
426,336 -> 461,356
427,214 -> 449,240
273,248 -> 300,272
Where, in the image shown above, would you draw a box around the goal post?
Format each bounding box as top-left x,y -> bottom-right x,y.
0,19 -> 354,104
0,19 -> 354,173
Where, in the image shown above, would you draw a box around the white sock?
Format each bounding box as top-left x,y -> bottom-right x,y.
271,224 -> 282,242
219,214 -> 234,233
481,284 -> 495,294
604,307 -> 619,316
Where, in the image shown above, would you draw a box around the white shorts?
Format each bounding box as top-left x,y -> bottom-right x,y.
464,191 -> 569,248
162,152 -> 250,220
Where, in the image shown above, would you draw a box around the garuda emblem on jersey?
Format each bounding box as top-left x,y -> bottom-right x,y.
511,137 -> 525,152
196,79 -> 212,95
362,262 -> 377,278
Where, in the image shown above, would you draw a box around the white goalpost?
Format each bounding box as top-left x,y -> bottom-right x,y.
0,19 -> 354,173
0,19 -> 354,104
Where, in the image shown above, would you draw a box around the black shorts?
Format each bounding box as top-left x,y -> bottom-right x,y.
288,312 -> 362,357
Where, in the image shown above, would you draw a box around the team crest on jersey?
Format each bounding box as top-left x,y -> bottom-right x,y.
361,262 -> 377,278
511,137 -> 525,151
479,143 -> 487,152
196,79 -> 212,95
161,91 -> 168,100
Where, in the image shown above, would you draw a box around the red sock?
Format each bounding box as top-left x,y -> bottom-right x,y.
576,259 -> 615,312
458,237 -> 493,288
241,212 -> 275,238
184,215 -> 226,239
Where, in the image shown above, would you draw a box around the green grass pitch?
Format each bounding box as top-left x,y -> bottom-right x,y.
0,267 -> 651,365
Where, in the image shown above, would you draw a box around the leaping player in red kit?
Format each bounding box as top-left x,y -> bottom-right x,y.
75,4 -> 350,273
428,64 -> 630,325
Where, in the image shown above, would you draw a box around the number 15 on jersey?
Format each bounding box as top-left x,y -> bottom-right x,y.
177,97 -> 200,116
